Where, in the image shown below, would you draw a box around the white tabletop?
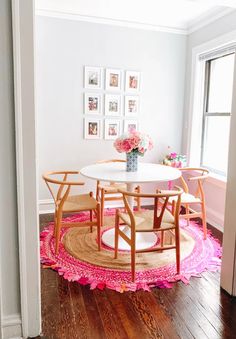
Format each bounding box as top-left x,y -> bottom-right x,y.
80,162 -> 181,184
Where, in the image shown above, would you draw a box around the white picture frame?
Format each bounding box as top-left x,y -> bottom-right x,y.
105,94 -> 121,116
124,119 -> 139,133
104,119 -> 121,140
84,93 -> 102,115
125,70 -> 140,93
105,68 -> 122,91
84,118 -> 102,139
124,95 -> 139,116
84,66 -> 103,89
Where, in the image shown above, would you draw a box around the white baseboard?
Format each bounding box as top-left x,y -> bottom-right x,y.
206,206 -> 224,232
2,314 -> 22,339
39,198 -> 54,214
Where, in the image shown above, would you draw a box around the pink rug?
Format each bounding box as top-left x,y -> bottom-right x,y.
40,210 -> 222,292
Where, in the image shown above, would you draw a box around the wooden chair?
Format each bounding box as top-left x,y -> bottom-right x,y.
114,188 -> 183,282
95,159 -> 141,225
170,167 -> 209,240
42,171 -> 101,254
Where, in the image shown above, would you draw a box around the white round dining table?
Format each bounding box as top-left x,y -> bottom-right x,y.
80,162 -> 181,250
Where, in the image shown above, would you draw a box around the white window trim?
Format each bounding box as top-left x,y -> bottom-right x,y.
187,30 -> 236,184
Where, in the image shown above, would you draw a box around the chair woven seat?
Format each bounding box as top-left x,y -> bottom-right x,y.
119,209 -> 175,230
169,192 -> 201,204
98,183 -> 127,193
63,194 -> 98,212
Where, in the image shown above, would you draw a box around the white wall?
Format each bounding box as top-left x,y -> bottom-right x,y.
183,10 -> 236,230
36,16 -> 187,211
221,55 -> 236,295
0,0 -> 22,337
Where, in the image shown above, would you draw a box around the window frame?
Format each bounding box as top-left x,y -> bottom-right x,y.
200,53 -> 234,176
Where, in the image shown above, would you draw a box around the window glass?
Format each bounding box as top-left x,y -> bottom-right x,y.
208,54 -> 234,113
202,116 -> 230,175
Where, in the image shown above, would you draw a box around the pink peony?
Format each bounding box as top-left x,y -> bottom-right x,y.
170,152 -> 177,159
113,131 -> 153,156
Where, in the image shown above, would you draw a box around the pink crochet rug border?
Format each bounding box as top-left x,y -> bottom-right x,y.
40,209 -> 222,292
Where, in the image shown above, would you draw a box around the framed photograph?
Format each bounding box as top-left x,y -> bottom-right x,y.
104,119 -> 121,140
84,118 -> 102,139
105,68 -> 122,91
105,94 -> 121,116
84,66 -> 103,89
125,71 -> 140,92
124,120 -> 139,133
84,93 -> 102,114
125,96 -> 139,116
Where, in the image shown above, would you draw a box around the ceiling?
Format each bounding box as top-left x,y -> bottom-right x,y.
35,0 -> 236,34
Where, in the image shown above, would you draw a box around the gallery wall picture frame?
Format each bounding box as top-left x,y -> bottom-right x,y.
125,70 -> 140,93
84,93 -> 102,115
84,118 -> 102,139
104,119 -> 121,140
84,66 -> 103,89
124,119 -> 139,133
104,94 -> 121,116
124,95 -> 139,116
105,68 -> 122,91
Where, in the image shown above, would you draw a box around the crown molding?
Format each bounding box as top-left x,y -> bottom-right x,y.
36,7 -> 236,36
188,7 -> 236,34
35,9 -> 188,35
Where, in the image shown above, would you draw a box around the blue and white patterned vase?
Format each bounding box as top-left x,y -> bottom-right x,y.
126,151 -> 138,172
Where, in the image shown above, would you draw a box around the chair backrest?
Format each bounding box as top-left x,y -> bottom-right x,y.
119,188 -> 183,230
179,167 -> 209,200
42,171 -> 84,207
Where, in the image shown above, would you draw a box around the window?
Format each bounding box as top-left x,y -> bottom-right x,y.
201,53 -> 235,176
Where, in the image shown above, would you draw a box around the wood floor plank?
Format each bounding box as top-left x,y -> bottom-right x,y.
41,269 -> 62,339
68,282 -> 91,339
57,277 -> 80,339
153,289 -> 194,339
93,289 -> 128,339
81,286 -> 107,339
157,284 -> 209,339
128,291 -> 180,339
106,289 -> 154,339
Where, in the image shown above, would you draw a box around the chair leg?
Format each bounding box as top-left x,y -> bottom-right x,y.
136,185 -> 141,211
114,210 -> 119,259
55,211 -> 62,255
186,204 -> 190,226
131,247 -> 136,282
96,204 -> 101,251
90,210 -> 93,233
160,230 -> 164,253
96,185 -> 99,201
175,226 -> 180,274
53,212 -> 57,237
172,200 -> 176,215
201,202 -> 207,240
131,227 -> 136,282
101,189 -> 105,226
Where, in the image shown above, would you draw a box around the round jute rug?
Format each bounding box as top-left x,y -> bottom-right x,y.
40,209 -> 222,292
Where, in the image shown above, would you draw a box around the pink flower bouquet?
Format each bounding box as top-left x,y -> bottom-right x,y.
162,152 -> 186,168
114,130 -> 153,156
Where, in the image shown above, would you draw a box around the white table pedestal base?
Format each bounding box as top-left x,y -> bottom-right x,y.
102,226 -> 158,251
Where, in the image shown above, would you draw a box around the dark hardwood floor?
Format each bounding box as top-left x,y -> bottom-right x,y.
39,214 -> 236,339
